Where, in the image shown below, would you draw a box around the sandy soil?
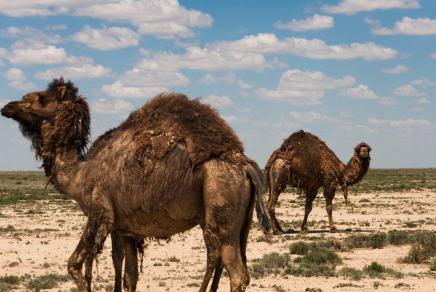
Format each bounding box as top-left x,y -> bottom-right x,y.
1,190 -> 436,291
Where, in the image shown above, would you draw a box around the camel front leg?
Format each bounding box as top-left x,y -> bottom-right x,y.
324,189 -> 338,232
301,188 -> 318,232
84,255 -> 94,290
68,221 -> 111,292
111,231 -> 125,292
123,237 -> 139,292
267,188 -> 283,235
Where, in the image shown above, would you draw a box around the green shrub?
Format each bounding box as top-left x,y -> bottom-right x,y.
289,241 -> 311,255
339,267 -> 363,281
301,248 -> 342,266
250,252 -> 291,278
25,274 -> 70,291
363,262 -> 402,279
402,232 -> 436,264
0,276 -> 20,285
288,248 -> 341,277
344,232 -> 388,249
430,260 -> 436,271
388,230 -> 413,245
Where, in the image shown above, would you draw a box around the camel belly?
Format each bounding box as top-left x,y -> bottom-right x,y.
115,209 -> 201,238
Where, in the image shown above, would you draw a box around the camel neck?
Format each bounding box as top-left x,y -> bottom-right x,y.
52,147 -> 83,202
343,155 -> 369,186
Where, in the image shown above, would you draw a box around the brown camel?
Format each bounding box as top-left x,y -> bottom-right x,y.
1,77 -> 271,292
265,130 -> 371,235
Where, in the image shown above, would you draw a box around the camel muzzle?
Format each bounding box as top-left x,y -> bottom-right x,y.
1,101 -> 20,118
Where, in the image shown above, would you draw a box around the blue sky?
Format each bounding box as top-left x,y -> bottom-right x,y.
0,0 -> 435,170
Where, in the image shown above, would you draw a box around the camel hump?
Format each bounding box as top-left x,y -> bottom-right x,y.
132,93 -> 246,166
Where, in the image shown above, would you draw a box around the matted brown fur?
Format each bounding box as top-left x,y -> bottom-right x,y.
265,130 -> 371,235
131,93 -> 247,166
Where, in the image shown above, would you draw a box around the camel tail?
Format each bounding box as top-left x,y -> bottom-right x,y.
246,161 -> 272,244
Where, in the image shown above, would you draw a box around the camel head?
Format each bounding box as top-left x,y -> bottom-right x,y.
1,77 -> 90,175
354,142 -> 371,160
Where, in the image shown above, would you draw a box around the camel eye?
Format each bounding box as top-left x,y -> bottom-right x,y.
39,94 -> 49,106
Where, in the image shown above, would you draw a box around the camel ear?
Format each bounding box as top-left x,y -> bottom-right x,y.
58,86 -> 67,99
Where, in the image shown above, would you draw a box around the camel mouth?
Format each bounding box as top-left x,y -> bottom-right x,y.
359,148 -> 369,158
1,101 -> 19,118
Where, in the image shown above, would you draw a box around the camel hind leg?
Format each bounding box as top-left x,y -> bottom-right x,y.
200,162 -> 252,292
206,197 -> 253,292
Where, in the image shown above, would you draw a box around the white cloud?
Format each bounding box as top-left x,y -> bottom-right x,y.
0,48 -> 8,66
3,67 -> 36,90
101,81 -> 167,99
119,68 -> 190,87
431,54 -> 436,60
340,84 -> 379,99
207,33 -> 397,60
92,98 -> 135,114
0,1 -> 212,39
322,0 -> 419,15
199,72 -> 236,84
356,124 -> 380,134
381,65 -> 409,74
0,0 -> 109,17
101,68 -> 189,99
275,14 -> 333,31
372,17 -> 436,35
72,25 -> 139,50
35,64 -> 111,80
369,117 -> 436,133
289,111 -> 339,123
1,26 -> 63,44
417,97 -> 430,104
76,0 -> 213,39
202,95 -> 234,109
223,116 -> 237,123
8,45 -> 69,65
410,78 -> 436,88
198,73 -> 218,84
256,69 -> 355,105
393,84 -> 426,96
138,47 -> 268,71
45,24 -> 68,31
237,79 -> 252,90
378,97 -> 397,106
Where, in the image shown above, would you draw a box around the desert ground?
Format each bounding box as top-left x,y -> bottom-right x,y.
1,170 -> 436,291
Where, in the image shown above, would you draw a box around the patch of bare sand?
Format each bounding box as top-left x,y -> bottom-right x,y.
1,191 -> 436,291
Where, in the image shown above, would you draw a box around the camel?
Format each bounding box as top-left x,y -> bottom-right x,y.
1,77 -> 271,292
265,130 -> 371,235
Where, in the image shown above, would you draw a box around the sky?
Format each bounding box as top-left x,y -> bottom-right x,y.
0,0 -> 435,170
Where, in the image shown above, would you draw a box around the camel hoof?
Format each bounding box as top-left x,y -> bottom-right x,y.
273,230 -> 283,235
330,227 -> 339,233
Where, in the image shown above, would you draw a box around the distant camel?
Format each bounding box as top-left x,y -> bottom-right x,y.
1,77 -> 271,292
265,130 -> 371,235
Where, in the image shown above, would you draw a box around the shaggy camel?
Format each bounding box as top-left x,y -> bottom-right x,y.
1,77 -> 271,292
265,130 -> 371,235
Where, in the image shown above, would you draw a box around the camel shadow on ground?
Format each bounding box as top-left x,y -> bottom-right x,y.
281,228 -> 376,234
